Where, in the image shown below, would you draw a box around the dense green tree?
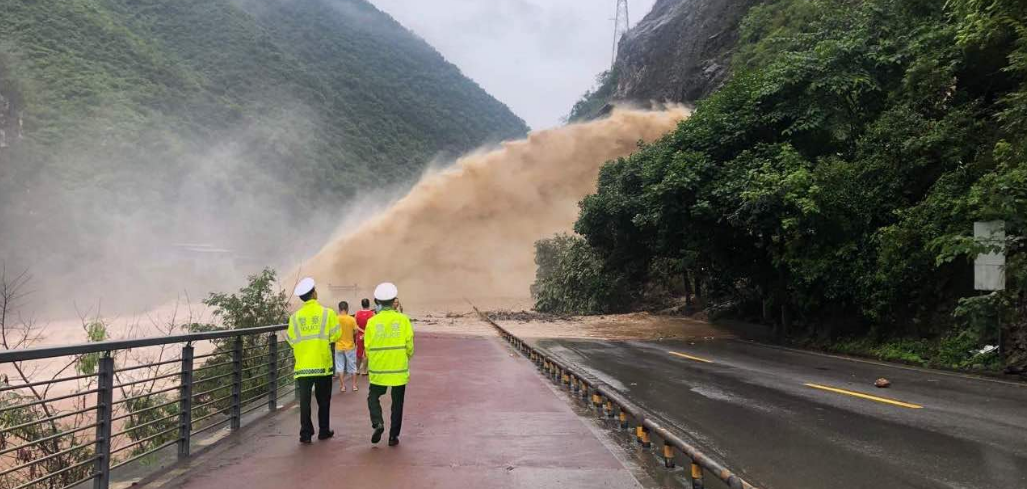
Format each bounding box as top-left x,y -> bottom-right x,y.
203,267 -> 289,331
532,234 -> 632,314
567,70 -> 619,123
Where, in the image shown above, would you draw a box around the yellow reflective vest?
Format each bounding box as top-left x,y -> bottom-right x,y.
286,300 -> 341,379
363,308 -> 414,386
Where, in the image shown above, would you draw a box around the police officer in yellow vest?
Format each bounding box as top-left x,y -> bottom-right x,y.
286,277 -> 341,444
365,282 -> 414,446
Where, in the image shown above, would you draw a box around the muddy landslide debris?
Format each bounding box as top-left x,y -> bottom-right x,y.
485,310 -> 577,323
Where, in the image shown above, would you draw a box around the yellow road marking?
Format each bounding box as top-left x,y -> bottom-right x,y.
805,383 -> 923,409
668,351 -> 714,364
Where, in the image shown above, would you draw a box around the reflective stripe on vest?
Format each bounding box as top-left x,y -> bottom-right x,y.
367,345 -> 407,351
368,368 -> 409,374
295,368 -> 330,376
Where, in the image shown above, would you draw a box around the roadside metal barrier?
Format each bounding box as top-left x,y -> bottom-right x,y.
477,310 -> 761,489
0,325 -> 294,489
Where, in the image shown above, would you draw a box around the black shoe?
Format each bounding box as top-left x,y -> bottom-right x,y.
388,437 -> 399,447
300,438 -> 312,445
371,424 -> 385,444
318,430 -> 334,440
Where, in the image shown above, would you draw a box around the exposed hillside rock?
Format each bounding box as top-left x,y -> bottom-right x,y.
614,0 -> 762,103
568,0 -> 761,121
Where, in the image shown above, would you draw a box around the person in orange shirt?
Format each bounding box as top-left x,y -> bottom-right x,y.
335,301 -> 359,392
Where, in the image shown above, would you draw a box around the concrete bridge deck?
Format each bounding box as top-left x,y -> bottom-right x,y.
143,333 -> 644,489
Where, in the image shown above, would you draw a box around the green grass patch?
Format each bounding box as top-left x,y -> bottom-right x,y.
812,331 -> 1002,372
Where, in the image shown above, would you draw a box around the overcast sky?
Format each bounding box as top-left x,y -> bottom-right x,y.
371,0 -> 658,130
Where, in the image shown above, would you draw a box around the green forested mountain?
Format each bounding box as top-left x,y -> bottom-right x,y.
539,0 -> 1027,370
0,0 -> 527,310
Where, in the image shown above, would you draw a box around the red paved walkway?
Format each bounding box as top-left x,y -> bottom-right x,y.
147,333 -> 643,489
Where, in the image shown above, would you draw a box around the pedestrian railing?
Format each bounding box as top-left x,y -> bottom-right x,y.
477,310 -> 761,489
0,325 -> 294,489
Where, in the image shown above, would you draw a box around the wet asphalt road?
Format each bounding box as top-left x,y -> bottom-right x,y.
538,338 -> 1027,489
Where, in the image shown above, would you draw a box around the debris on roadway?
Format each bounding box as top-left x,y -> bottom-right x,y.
486,310 -> 576,323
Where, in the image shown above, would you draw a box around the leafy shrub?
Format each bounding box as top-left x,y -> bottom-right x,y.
188,267 -> 292,425
566,70 -> 619,123
76,319 -> 109,375
532,235 -> 631,315
203,267 -> 289,331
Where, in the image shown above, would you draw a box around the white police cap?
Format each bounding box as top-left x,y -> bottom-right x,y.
293,277 -> 316,297
374,282 -> 398,301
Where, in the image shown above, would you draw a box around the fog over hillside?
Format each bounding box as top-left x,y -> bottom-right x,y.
0,0 -> 528,317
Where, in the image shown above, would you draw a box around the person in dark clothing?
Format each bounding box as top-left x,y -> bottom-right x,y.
296,376 -> 333,442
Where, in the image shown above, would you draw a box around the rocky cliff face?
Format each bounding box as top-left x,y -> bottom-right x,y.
566,0 -> 761,121
613,0 -> 762,103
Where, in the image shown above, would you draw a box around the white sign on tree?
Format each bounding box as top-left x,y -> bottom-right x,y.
974,221 -> 1006,291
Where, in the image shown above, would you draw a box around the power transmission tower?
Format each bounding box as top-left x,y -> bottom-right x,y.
611,0 -> 630,68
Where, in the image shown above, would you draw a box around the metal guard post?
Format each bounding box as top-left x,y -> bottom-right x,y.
178,345 -> 194,459
230,336 -> 243,430
93,355 -> 114,489
267,334 -> 278,412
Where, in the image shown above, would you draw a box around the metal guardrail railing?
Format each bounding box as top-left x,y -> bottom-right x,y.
477,310 -> 760,489
0,325 -> 295,489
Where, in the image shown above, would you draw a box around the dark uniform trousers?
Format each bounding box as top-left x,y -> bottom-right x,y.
297,375 -> 333,440
368,383 -> 406,439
